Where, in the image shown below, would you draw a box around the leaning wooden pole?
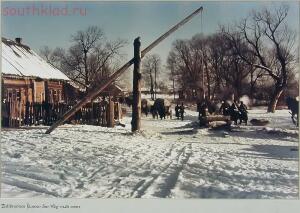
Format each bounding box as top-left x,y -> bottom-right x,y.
45,6 -> 203,134
131,37 -> 142,132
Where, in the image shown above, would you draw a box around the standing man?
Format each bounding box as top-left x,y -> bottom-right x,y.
180,102 -> 185,121
175,103 -> 180,119
239,101 -> 247,112
219,100 -> 230,116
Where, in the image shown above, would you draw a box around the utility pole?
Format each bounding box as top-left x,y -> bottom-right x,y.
131,37 -> 142,132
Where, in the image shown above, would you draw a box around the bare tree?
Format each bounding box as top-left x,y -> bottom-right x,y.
39,46 -> 52,64
70,26 -> 104,90
142,54 -> 161,100
167,38 -> 203,100
167,33 -> 254,101
222,5 -> 297,112
39,46 -> 64,69
40,26 -> 127,93
167,52 -> 178,100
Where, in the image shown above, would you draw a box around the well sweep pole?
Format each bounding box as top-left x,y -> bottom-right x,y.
45,6 -> 203,134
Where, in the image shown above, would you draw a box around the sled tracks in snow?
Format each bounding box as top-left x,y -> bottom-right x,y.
131,144 -> 192,198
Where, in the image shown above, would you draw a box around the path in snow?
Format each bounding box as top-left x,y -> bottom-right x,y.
1,108 -> 298,198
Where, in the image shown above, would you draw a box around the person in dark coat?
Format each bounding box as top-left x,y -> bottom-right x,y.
229,102 -> 240,124
238,101 -> 248,125
219,100 -> 230,116
198,101 -> 208,118
229,102 -> 238,112
239,101 -> 247,112
179,103 -> 185,121
175,104 -> 180,119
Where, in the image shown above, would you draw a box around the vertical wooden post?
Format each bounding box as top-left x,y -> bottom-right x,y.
108,96 -> 115,127
132,37 -> 142,132
18,100 -> 22,127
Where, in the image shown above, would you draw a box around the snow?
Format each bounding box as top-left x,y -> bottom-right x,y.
1,108 -> 298,198
1,39 -> 69,80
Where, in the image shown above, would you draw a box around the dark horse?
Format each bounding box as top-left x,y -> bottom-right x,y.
286,97 -> 299,126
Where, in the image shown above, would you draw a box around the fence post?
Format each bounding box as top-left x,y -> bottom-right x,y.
108,96 -> 115,127
18,100 -> 22,127
131,37 -> 142,132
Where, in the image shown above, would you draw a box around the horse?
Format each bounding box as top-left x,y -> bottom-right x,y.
141,99 -> 150,117
286,97 -> 299,126
153,98 -> 171,120
150,105 -> 159,119
124,96 -> 133,107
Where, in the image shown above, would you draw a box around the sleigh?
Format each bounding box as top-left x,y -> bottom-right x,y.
199,115 -> 231,127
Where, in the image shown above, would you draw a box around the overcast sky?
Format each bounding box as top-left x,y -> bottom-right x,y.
2,1 -> 299,79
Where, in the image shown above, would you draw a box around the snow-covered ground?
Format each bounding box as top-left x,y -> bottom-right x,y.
1,108 -> 298,198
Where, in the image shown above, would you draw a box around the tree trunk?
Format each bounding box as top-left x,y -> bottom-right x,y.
150,70 -> 154,100
205,64 -> 211,100
250,71 -> 254,100
267,86 -> 284,113
173,78 -> 175,100
154,66 -> 157,100
84,50 -> 89,92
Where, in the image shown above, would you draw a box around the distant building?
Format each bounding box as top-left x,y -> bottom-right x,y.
1,37 -> 70,104
99,84 -> 127,98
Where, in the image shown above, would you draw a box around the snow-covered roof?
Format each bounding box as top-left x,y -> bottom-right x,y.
1,38 -> 69,81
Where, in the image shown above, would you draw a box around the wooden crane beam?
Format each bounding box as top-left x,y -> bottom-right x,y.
45,6 -> 203,134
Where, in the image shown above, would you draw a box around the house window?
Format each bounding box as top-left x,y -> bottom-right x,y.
12,89 -> 16,101
16,90 -> 21,101
53,90 -> 58,103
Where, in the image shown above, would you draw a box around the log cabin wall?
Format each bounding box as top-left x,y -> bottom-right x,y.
2,76 -> 65,104
45,80 -> 64,103
1,75 -> 123,128
1,76 -> 67,127
2,77 -> 33,103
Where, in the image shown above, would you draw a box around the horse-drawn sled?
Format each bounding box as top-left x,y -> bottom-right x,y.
197,100 -> 248,127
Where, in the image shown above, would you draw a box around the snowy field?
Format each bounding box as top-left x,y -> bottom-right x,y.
1,108 -> 298,198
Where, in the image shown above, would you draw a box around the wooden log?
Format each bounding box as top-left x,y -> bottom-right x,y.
199,115 -> 231,126
132,37 -> 142,132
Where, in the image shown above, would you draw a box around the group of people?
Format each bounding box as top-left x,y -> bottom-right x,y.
175,103 -> 185,120
141,97 -> 248,124
219,100 -> 247,116
196,98 -> 248,125
219,100 -> 248,124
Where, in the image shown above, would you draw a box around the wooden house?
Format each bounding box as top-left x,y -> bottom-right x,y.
1,37 -> 72,127
1,37 -> 70,104
1,37 -> 125,127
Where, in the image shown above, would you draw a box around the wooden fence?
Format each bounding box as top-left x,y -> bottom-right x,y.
1,100 -> 122,128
